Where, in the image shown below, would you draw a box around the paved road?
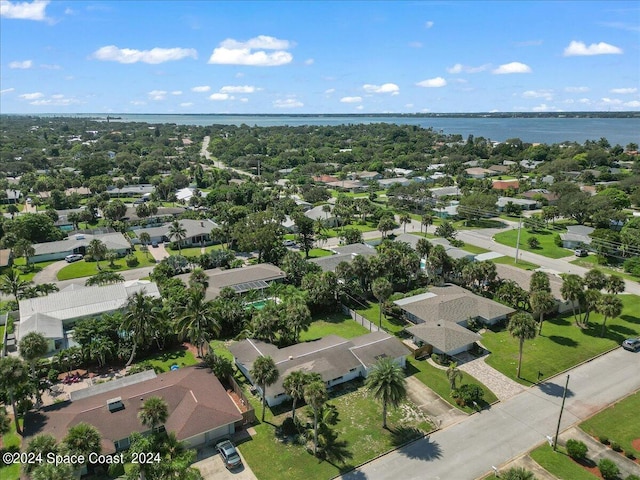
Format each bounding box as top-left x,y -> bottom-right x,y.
342,347 -> 640,480
201,136 -> 258,179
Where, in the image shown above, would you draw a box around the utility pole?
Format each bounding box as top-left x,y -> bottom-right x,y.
514,214 -> 523,264
553,375 -> 570,451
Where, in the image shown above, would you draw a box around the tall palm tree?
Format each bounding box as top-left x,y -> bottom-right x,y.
122,291 -> 159,366
188,268 -> 209,292
399,212 -> 411,233
596,294 -> 623,337
366,357 -> 407,429
561,274 -> 585,326
507,312 -> 537,378
416,237 -> 432,260
283,297 -> 312,343
283,370 -> 309,421
251,355 -> 279,422
421,213 -> 434,234
372,277 -> 393,328
139,232 -> 151,258
105,249 -> 119,268
86,238 -> 107,270
18,331 -> 48,406
446,362 -> 463,391
62,422 -> 101,468
14,238 -> 35,270
304,380 -> 328,455
174,288 -> 220,358
138,396 -> 169,433
584,268 -> 607,291
168,220 -> 187,253
605,274 -> 625,295
0,268 -> 32,305
24,433 -> 58,475
31,463 -> 74,480
0,356 -> 30,434
529,270 -> 551,293
530,290 -> 556,335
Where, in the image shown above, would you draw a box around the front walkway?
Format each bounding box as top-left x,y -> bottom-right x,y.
456,352 -> 525,402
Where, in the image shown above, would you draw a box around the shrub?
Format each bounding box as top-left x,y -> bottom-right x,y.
47,368 -> 60,383
625,475 -> 640,480
280,417 -> 300,436
600,436 -> 610,445
566,439 -> 588,461
456,383 -> 484,407
203,352 -> 234,382
527,236 -> 540,249
610,441 -> 622,452
625,452 -> 636,461
502,467 -> 536,480
598,458 -> 620,480
125,254 -> 139,267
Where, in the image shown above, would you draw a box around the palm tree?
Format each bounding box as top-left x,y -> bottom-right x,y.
188,268 -> 209,292
14,238 -> 35,270
139,231 -> 151,258
446,362 -> 463,391
596,294 -> 623,337
86,238 -> 107,270
85,271 -> 125,286
584,268 -> 607,291
283,370 -> 309,421
283,297 -> 312,343
605,274 -> 625,295
105,249 -> 119,268
122,291 -> 159,366
31,463 -> 74,480
24,433 -> 58,475
251,355 -> 279,422
529,270 -> 551,293
501,467 -> 536,480
0,356 -> 30,434
421,213 -> 434,234
138,396 -> 169,433
18,331 -> 48,406
399,212 -> 411,233
62,422 -> 101,468
175,288 -> 220,357
416,237 -> 432,260
168,220 -> 187,253
507,312 -> 537,378
561,274 -> 585,326
372,277 -> 393,328
304,380 -> 328,455
530,290 -> 556,335
366,357 -> 407,429
0,268 -> 32,305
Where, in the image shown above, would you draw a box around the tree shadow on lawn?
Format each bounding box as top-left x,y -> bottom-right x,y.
389,426 -> 425,447
548,335 -> 579,347
538,381 -> 574,398
581,324 -> 625,343
608,324 -> 639,336
620,314 -> 640,326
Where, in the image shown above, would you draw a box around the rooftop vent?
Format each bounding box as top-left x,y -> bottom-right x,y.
107,396 -> 124,413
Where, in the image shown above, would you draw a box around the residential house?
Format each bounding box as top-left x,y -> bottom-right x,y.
325,180 -> 366,192
0,249 -> 13,268
465,167 -> 496,179
430,186 -> 461,199
17,280 -> 161,352
521,189 -> 559,205
492,179 -> 520,192
496,197 -> 538,212
137,219 -> 218,247
378,177 -> 411,188
312,174 -> 339,184
352,171 -> 382,182
107,184 -> 154,198
406,322 -> 481,357
2,189 -> 21,204
30,232 -> 131,263
54,207 -> 86,231
124,206 -> 186,223
177,263 -> 286,301
394,234 -> 476,265
24,366 -> 243,454
560,225 -> 594,249
175,187 -> 208,203
304,204 -> 337,226
488,164 -> 510,175
229,331 -> 408,407
310,243 -> 377,272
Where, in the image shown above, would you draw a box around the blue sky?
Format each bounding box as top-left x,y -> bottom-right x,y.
1,0 -> 638,114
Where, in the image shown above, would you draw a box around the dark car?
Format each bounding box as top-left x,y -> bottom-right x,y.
574,248 -> 589,257
151,241 -> 159,248
622,338 -> 640,352
216,440 -> 242,469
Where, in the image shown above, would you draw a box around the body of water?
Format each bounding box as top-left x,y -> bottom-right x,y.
48,113 -> 640,146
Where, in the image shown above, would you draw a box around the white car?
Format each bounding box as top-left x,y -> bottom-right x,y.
65,254 -> 83,263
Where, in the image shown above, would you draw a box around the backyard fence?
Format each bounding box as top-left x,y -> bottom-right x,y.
340,304 -> 380,333
227,374 -> 256,425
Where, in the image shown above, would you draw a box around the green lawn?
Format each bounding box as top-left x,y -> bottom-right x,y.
482,295 -> 640,385
138,347 -> 198,373
580,390 -> 640,456
460,243 -> 491,255
326,223 -> 378,237
0,417 -> 22,480
570,256 -> 640,282
493,228 -> 573,259
165,244 -> 224,257
454,219 -> 508,230
356,302 -> 407,335
492,256 -> 540,270
304,248 -> 333,258
10,258 -> 58,282
57,250 -> 156,280
299,313 -> 370,341
406,357 -> 498,413
530,443 -> 598,480
238,381 -> 432,480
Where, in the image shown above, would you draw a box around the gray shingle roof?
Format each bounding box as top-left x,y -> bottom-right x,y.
407,321 -> 481,354
33,232 -> 130,256
19,312 -> 64,340
139,219 -> 218,241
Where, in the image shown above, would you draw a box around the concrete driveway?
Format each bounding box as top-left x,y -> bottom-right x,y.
149,242 -> 170,262
405,376 -> 467,429
193,445 -> 257,480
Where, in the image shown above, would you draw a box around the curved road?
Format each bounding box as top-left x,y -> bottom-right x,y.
200,136 -> 257,179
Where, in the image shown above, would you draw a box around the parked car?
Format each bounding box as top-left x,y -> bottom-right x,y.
64,254 -> 83,263
151,241 -> 159,248
283,240 -> 296,247
216,440 -> 242,469
574,248 -> 589,257
622,338 -> 640,352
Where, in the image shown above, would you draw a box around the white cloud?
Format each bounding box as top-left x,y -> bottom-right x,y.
171,90 -> 182,95
625,100 -> 640,108
304,58 -> 314,65
416,77 -> 447,88
208,35 -> 293,66
219,85 -> 259,93
130,100 -> 146,106
209,93 -> 232,101
40,63 -> 61,69
601,97 -> 622,105
147,90 -> 167,100
424,21 -> 434,29
563,41 -> 623,56
565,86 -> 590,93
492,62 -> 532,74
180,102 -> 193,107
29,95 -> 80,106
363,83 -> 399,95
522,89 -> 554,100
191,85 -> 210,92
91,45 -> 197,64
404,103 -> 414,108
9,59 -> 32,69
340,96 -> 362,103
19,92 -> 44,100
532,104 -> 561,112
1,0 -> 49,21
273,98 -> 303,108
610,87 -> 637,94
1,88 -> 16,95
355,105 -> 364,111
325,88 -> 335,95
239,98 -> 249,103
578,98 -> 591,105
408,41 -> 423,48
446,63 -> 489,74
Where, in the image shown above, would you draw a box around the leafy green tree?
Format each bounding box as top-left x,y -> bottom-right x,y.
18,331 -> 48,406
366,357 -> 407,428
251,355 -> 279,422
340,227 -> 364,245
293,213 -> 315,258
175,288 -> 220,357
372,277 -> 393,328
102,199 -> 127,222
598,458 -> 620,480
527,236 -> 540,249
31,463 -> 74,480
0,356 -> 30,433
435,220 -> 457,239
138,396 -> 169,433
446,362 -> 463,391
168,220 -> 187,253
458,192 -> 497,225
377,216 -> 397,238
14,238 -> 35,269
566,439 -> 588,461
507,312 -> 537,378
304,380 -> 328,455
596,294 -> 623,337
605,274 -> 625,295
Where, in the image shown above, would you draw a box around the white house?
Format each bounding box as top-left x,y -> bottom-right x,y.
30,232 -> 131,263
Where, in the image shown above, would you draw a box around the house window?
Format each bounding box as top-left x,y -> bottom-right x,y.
330,376 -> 343,383
349,368 -> 357,372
